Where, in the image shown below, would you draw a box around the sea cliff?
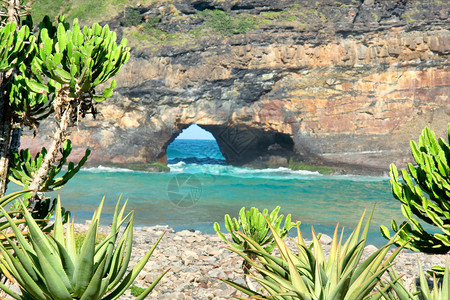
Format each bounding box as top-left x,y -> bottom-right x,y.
22,0 -> 450,174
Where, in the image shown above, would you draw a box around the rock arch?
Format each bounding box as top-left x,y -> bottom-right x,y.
160,123 -> 295,167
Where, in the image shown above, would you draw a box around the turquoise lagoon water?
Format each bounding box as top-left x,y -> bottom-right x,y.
43,139 -> 404,247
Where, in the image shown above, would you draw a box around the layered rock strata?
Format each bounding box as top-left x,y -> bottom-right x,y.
22,0 -> 450,173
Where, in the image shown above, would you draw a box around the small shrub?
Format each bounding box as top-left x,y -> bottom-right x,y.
214,206 -> 294,253
200,9 -> 256,36
122,9 -> 142,27
260,11 -> 282,19
143,22 -> 165,37
214,206 -> 294,289
146,15 -> 161,27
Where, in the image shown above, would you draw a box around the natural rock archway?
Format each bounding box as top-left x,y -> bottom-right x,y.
20,0 -> 450,175
162,124 -> 295,166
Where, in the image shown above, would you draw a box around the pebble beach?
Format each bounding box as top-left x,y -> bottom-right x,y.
86,223 -> 449,300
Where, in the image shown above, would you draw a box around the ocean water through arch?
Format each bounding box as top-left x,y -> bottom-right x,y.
31,133 -> 405,247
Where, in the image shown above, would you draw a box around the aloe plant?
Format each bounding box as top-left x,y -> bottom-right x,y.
214,206 -> 295,289
214,206 -> 294,253
381,125 -> 450,275
0,196 -> 167,300
375,260 -> 450,300
0,190 -> 36,245
222,207 -> 404,299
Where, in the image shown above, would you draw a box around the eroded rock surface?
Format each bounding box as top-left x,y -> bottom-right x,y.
22,0 -> 450,174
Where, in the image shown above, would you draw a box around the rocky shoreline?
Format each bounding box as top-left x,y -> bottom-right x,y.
3,221 -> 447,299
81,223 -> 448,299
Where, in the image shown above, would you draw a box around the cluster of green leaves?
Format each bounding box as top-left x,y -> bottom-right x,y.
0,22 -> 33,72
381,125 -> 450,257
9,140 -> 89,193
380,125 -> 450,280
200,9 -> 256,36
214,206 -> 294,253
121,9 -> 142,27
0,22 -> 53,131
0,196 -> 167,300
1,15 -> 130,135
222,208 -> 405,299
29,17 -> 130,104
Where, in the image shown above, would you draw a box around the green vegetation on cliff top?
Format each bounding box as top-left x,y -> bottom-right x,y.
28,0 -> 348,48
29,0 -> 438,49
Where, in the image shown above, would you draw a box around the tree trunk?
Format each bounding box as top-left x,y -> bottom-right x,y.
0,0 -> 22,196
0,96 -> 12,197
28,104 -> 73,202
6,0 -> 20,25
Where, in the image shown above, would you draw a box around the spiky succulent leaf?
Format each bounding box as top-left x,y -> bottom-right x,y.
0,195 -> 166,300
382,125 -> 450,256
223,207 -> 402,299
214,206 -> 295,254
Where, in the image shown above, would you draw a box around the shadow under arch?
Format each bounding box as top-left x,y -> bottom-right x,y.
161,123 -> 295,167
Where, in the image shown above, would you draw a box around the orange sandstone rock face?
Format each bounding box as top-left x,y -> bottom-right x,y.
22,1 -> 450,174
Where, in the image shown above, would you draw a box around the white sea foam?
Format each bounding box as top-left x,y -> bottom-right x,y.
329,174 -> 389,182
166,161 -> 390,181
82,165 -> 135,173
167,162 -> 321,179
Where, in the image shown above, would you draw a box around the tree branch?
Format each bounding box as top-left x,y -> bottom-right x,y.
0,0 -> 22,196
0,92 -> 12,197
28,102 -> 74,202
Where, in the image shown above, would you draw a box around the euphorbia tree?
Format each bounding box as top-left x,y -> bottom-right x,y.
23,17 -> 129,201
381,124 -> 450,275
0,0 -> 33,196
0,0 -> 130,216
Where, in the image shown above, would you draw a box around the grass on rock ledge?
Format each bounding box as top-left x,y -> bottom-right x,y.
288,158 -> 336,175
